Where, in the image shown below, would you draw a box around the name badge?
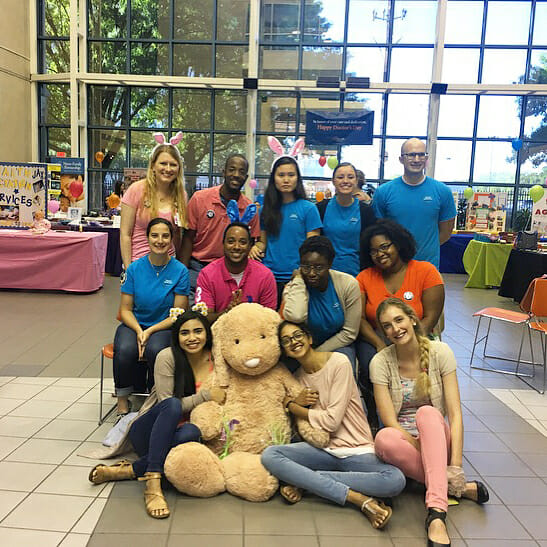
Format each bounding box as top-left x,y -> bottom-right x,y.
403,291 -> 414,301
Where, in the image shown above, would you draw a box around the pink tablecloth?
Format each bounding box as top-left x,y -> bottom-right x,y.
0,230 -> 108,292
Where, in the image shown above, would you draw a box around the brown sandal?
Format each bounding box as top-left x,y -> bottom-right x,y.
138,472 -> 170,519
89,460 -> 135,485
280,485 -> 303,504
361,497 -> 392,529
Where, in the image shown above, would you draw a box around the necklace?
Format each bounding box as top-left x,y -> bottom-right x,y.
149,256 -> 170,277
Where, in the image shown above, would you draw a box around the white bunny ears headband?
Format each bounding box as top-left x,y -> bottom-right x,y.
267,136 -> 305,170
152,131 -> 184,163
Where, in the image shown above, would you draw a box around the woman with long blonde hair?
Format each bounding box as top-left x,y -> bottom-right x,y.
120,134 -> 188,269
371,297 -> 488,547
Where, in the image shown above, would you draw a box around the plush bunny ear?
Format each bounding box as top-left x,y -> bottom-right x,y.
153,132 -> 166,144
226,199 -> 240,223
267,136 -> 284,156
170,131 -> 183,146
211,315 -> 230,387
289,137 -> 305,157
239,203 -> 257,225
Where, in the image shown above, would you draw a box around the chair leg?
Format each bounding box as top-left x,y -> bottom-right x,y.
482,318 -> 493,358
99,351 -> 105,425
469,316 -> 482,368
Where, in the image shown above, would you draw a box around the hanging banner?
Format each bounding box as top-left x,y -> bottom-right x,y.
0,162 -> 47,227
306,110 -> 374,145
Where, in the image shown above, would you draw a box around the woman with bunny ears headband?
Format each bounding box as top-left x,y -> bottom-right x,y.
249,137 -> 322,305
120,132 -> 188,269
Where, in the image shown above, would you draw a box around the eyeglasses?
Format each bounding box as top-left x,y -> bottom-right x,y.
280,330 -> 306,347
300,264 -> 327,274
370,242 -> 393,256
401,152 -> 428,159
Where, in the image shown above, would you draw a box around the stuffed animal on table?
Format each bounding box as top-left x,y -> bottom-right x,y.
30,211 -> 51,234
164,302 -> 328,502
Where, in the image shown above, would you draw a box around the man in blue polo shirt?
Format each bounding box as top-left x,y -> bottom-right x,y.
373,138 -> 456,269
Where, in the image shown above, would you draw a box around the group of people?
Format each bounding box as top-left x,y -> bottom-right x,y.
94,135 -> 486,546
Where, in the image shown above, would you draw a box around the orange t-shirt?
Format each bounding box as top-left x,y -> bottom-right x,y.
356,260 -> 443,328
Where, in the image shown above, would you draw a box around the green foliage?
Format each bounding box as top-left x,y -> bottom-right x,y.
512,208 -> 532,232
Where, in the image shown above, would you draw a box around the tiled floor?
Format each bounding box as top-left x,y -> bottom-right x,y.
1,275 -> 547,546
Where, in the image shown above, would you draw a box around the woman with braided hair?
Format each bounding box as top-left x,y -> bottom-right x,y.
370,298 -> 489,547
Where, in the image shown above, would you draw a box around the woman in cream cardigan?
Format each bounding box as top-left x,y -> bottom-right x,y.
370,297 -> 488,547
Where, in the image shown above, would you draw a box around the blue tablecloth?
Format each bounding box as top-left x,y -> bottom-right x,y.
439,234 -> 473,274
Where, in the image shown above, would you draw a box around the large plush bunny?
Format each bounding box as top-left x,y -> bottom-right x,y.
164,303 -> 328,502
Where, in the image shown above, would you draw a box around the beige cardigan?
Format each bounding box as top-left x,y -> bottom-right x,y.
282,269 -> 361,351
369,341 -> 457,417
88,347 -> 211,460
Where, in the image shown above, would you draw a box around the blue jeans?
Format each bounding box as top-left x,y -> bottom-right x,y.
261,442 -> 406,506
128,397 -> 201,476
113,324 -> 171,396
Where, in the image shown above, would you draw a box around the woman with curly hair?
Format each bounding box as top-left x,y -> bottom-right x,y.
371,298 -> 488,547
121,140 -> 188,269
356,219 -> 445,425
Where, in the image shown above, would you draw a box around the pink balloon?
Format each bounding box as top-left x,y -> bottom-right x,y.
47,200 -> 60,214
249,179 -> 258,189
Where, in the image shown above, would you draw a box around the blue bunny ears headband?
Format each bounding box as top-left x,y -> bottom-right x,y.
226,199 -> 257,225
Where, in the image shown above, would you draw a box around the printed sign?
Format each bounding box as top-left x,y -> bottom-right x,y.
306,110 -> 374,146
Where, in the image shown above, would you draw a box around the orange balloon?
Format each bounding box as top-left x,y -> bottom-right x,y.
316,191 -> 325,203
95,151 -> 105,164
106,193 -> 121,209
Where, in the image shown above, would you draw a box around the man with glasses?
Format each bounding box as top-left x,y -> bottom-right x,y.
373,138 -> 456,269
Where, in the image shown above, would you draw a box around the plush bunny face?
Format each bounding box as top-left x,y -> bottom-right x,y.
212,303 -> 281,378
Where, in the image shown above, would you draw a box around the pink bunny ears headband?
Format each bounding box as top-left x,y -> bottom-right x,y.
152,132 -> 184,163
267,136 -> 305,170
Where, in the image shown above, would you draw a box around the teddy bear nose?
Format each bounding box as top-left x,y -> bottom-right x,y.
244,358 -> 260,368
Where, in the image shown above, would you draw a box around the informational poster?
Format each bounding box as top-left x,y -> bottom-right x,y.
531,194 -> 547,235
123,168 -> 146,187
306,110 -> 374,145
48,157 -> 86,212
465,192 -> 506,232
0,162 -> 47,227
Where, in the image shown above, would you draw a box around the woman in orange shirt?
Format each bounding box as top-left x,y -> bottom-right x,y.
356,219 -> 445,427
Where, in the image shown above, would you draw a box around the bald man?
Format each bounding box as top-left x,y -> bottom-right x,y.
373,138 -> 456,268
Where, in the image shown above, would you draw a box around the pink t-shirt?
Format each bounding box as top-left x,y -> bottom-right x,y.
122,180 -> 176,262
187,186 -> 260,263
296,352 -> 374,451
196,257 -> 277,311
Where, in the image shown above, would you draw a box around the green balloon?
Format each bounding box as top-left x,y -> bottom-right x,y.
530,184 -> 545,203
463,187 -> 473,200
327,156 -> 338,170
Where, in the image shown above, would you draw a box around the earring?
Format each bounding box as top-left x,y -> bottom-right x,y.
413,323 -> 417,326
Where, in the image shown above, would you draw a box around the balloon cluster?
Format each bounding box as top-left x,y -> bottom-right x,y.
318,156 -> 338,170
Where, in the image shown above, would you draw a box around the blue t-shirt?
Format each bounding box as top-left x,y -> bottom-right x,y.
323,198 -> 361,276
307,278 -> 345,347
373,176 -> 456,268
122,255 -> 190,327
262,199 -> 322,281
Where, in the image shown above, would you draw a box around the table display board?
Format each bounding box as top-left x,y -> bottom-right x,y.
0,162 -> 47,227
532,194 -> 547,235
47,157 -> 86,213
465,192 -> 507,232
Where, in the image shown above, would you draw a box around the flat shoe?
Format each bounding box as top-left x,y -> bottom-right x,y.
89,459 -> 135,484
280,485 -> 302,504
425,508 -> 450,547
138,472 -> 170,519
470,480 -> 489,504
361,497 -> 392,530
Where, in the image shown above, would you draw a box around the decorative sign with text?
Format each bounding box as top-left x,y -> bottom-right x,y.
306,110 -> 374,146
0,162 -> 47,227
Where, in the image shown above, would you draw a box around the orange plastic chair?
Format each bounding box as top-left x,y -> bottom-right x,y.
517,277 -> 547,394
469,305 -> 534,379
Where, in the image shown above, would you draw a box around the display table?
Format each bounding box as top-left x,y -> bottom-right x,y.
498,249 -> 547,302
0,230 -> 108,292
440,234 -> 473,274
463,240 -> 513,288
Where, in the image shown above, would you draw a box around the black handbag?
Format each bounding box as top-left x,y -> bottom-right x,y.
514,230 -> 538,251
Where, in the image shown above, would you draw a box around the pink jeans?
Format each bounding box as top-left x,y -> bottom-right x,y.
374,405 -> 451,511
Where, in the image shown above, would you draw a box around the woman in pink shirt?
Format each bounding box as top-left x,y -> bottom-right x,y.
121,141 -> 188,268
261,321 -> 405,530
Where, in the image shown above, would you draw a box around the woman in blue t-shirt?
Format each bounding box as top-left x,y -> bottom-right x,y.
249,156 -> 322,304
316,162 -> 376,277
114,218 -> 190,416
